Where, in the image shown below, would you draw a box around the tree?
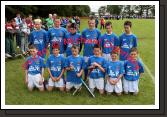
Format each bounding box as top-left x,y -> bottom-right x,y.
107,5 -> 123,15
5,5 -> 91,20
98,6 -> 107,17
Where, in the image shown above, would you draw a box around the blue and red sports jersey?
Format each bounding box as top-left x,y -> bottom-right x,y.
30,29 -> 48,58
82,28 -> 101,57
46,54 -> 65,78
65,55 -> 85,84
100,32 -> 119,54
48,27 -> 67,54
106,60 -> 124,78
25,55 -> 45,75
119,33 -> 137,61
124,59 -> 144,81
64,32 -> 81,56
87,55 -> 106,79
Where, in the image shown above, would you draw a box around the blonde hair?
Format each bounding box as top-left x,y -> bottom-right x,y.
34,19 -> 42,24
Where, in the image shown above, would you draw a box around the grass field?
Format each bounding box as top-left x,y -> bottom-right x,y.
5,18 -> 155,105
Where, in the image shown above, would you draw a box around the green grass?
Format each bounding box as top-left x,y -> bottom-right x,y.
5,18 -> 155,105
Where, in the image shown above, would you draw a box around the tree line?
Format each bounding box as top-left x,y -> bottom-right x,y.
5,5 -> 91,20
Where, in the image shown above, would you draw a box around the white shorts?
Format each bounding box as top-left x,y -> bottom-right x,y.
48,78 -> 65,87
102,53 -> 111,61
89,78 -> 104,90
105,78 -> 122,93
28,74 -> 44,89
66,82 -> 82,89
123,78 -> 139,93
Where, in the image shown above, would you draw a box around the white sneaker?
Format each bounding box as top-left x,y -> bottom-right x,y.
5,53 -> 12,58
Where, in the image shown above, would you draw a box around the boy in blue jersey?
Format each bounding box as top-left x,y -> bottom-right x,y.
119,21 -> 137,61
24,44 -> 45,92
105,50 -> 124,96
100,21 -> 119,61
123,47 -> 144,95
87,44 -> 106,95
29,19 -> 48,59
64,23 -> 82,57
82,17 -> 101,81
47,18 -> 67,55
65,45 -> 85,92
46,43 -> 66,92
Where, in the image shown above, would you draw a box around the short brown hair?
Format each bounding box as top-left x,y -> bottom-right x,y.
124,20 -> 132,27
130,47 -> 138,53
28,44 -> 37,49
71,44 -> 79,50
105,21 -> 112,28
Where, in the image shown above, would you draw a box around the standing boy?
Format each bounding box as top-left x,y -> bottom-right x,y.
87,44 -> 106,95
82,17 -> 101,80
64,23 -> 82,57
29,19 -> 48,58
48,18 -> 67,55
100,21 -> 119,61
119,21 -> 137,61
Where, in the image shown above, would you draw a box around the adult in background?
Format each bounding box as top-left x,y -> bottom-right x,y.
45,14 -> 54,30
5,19 -> 20,57
14,13 -> 22,48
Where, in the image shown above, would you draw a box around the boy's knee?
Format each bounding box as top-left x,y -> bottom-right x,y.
28,87 -> 33,92
59,87 -> 65,92
47,86 -> 53,91
39,87 -> 44,92
99,89 -> 104,95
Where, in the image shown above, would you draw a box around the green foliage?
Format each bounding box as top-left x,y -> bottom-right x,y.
5,5 -> 91,20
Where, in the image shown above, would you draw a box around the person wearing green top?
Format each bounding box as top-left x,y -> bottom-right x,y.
45,14 -> 54,29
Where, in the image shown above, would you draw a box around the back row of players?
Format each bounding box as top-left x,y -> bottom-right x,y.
25,17 -> 144,96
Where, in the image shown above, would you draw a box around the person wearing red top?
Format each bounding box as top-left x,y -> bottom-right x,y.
26,14 -> 34,31
100,17 -> 105,30
5,19 -> 20,57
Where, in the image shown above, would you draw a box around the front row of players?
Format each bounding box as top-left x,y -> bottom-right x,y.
25,43 -> 144,96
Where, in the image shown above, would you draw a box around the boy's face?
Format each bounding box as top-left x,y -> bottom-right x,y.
52,48 -> 60,56
54,19 -> 61,27
30,48 -> 38,57
124,25 -> 131,33
71,48 -> 79,56
93,48 -> 101,56
130,51 -> 138,60
34,22 -> 41,30
88,20 -> 95,29
111,53 -> 118,61
70,28 -> 76,34
106,25 -> 112,33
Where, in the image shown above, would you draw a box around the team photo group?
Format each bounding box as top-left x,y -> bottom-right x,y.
18,16 -> 143,96
4,3 -> 157,107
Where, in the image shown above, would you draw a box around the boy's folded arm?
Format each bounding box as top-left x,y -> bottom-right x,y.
96,64 -> 105,73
